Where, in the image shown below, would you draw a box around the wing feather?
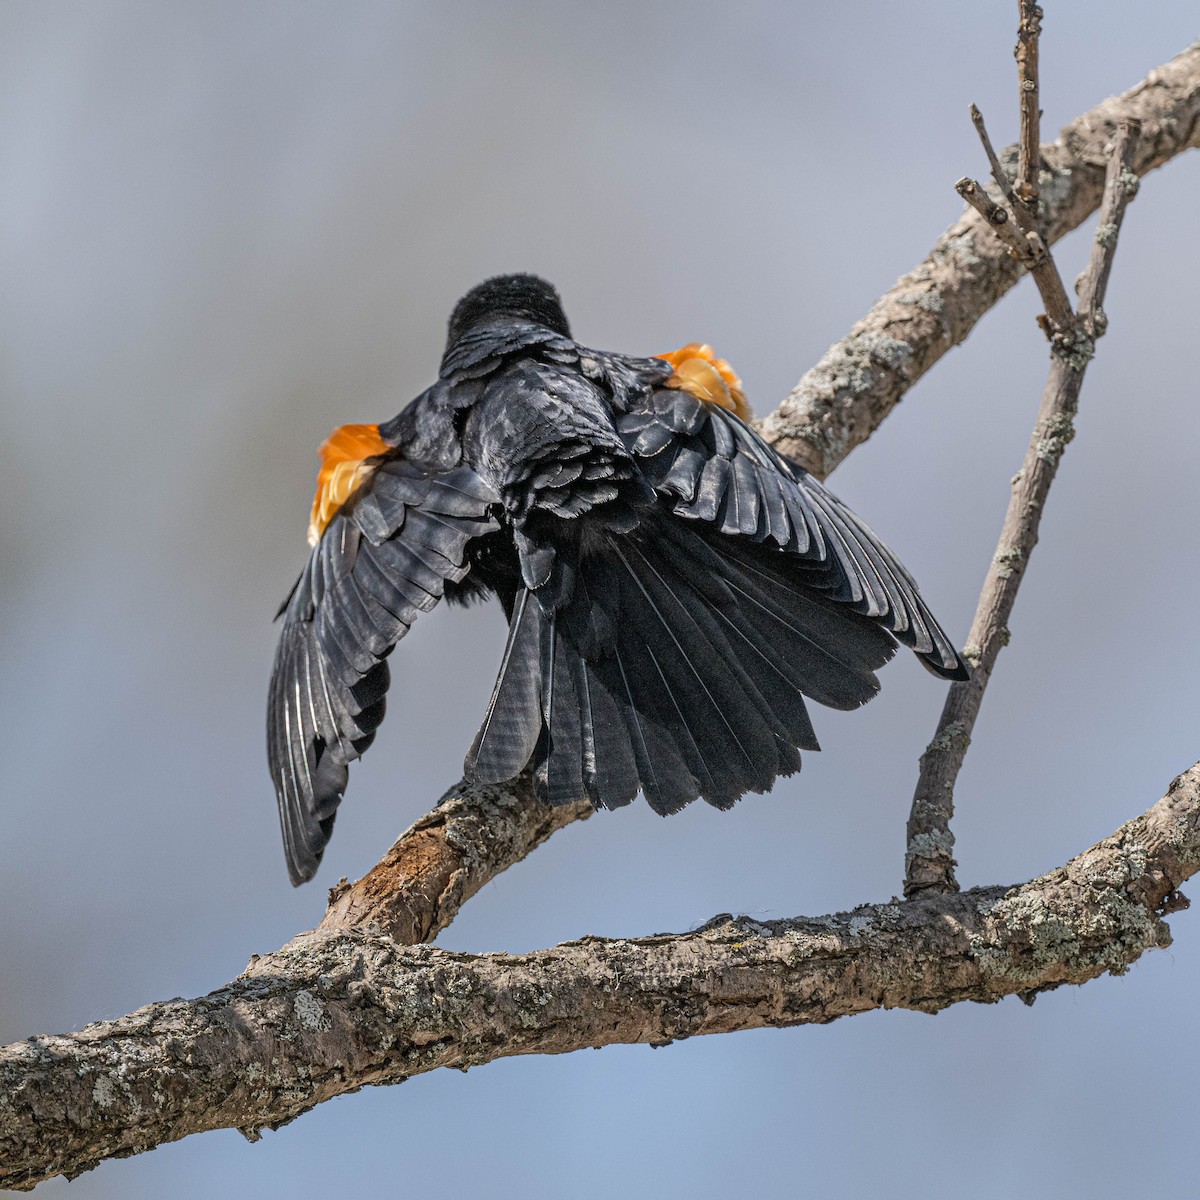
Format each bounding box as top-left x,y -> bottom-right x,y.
617,390 -> 966,679
268,461 -> 499,885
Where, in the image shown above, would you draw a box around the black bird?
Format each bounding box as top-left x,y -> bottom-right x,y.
268,274 -> 966,885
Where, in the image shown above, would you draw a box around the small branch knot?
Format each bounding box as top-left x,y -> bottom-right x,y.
1049,329 -> 1095,372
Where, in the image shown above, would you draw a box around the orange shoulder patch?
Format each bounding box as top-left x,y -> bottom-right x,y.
655,342 -> 750,421
308,423 -> 389,546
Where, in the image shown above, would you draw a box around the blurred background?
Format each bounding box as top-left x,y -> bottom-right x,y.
2,3 -> 1198,1196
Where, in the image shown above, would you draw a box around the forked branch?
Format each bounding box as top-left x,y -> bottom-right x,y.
907,120 -> 1140,897
904,4 -> 1144,897
759,40 -> 1200,478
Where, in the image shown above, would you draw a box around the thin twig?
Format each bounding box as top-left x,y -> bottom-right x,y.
1014,0 -> 1044,229
955,174 -> 1075,334
1076,123 -> 1143,329
963,100 -> 1078,334
955,175 -> 1025,252
905,120 -> 1142,897
969,103 -> 1022,214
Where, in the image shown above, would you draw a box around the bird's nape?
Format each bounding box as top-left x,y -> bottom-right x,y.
445,273 -> 571,346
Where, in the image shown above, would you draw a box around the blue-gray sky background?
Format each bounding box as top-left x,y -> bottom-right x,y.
2,4 -> 1198,1197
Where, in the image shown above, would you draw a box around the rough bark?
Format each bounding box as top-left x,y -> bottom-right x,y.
1,764 -> 1195,1191
758,40 -> 1200,478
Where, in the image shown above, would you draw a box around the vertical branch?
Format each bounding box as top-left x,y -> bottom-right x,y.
1014,0 -> 1044,229
1075,126 -> 1142,329
905,121 -> 1142,897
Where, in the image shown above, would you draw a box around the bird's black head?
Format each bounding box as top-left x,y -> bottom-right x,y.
446,273 -> 571,346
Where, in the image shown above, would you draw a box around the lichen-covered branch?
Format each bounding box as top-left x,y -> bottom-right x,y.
2,763 -> 1196,1191
905,121 -> 1142,897
758,40 -> 1200,479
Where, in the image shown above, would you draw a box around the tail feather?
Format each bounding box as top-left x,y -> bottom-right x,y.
576,651 -> 641,807
632,537 -> 816,765
612,539 -> 782,801
635,639 -> 723,802
698,534 -> 894,710
541,611 -> 586,806
467,587 -> 545,783
465,513 -> 900,814
625,634 -> 727,812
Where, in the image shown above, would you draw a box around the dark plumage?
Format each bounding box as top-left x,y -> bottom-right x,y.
268,273 -> 967,885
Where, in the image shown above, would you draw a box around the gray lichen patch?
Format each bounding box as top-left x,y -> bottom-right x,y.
969,891 -> 1082,986
925,719 -> 971,756
729,916 -> 774,938
853,331 -> 915,374
933,232 -> 982,269
1117,167 -> 1140,197
992,546 -> 1024,579
1051,332 -> 1095,372
846,915 -> 874,938
91,1074 -> 120,1109
960,643 -> 983,668
800,344 -> 873,403
1036,411 -> 1076,462
895,288 -> 946,315
1037,162 -> 1076,218
293,990 -> 330,1032
908,830 -> 955,860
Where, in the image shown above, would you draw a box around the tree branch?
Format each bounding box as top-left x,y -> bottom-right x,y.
907,121 -> 1141,897
3,764 -> 1196,1191
758,40 -> 1200,479
904,1 -> 1143,897
317,775 -> 590,944
1014,0 -> 1045,228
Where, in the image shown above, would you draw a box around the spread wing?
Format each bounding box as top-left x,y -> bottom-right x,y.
617,386 -> 967,679
268,459 -> 499,885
